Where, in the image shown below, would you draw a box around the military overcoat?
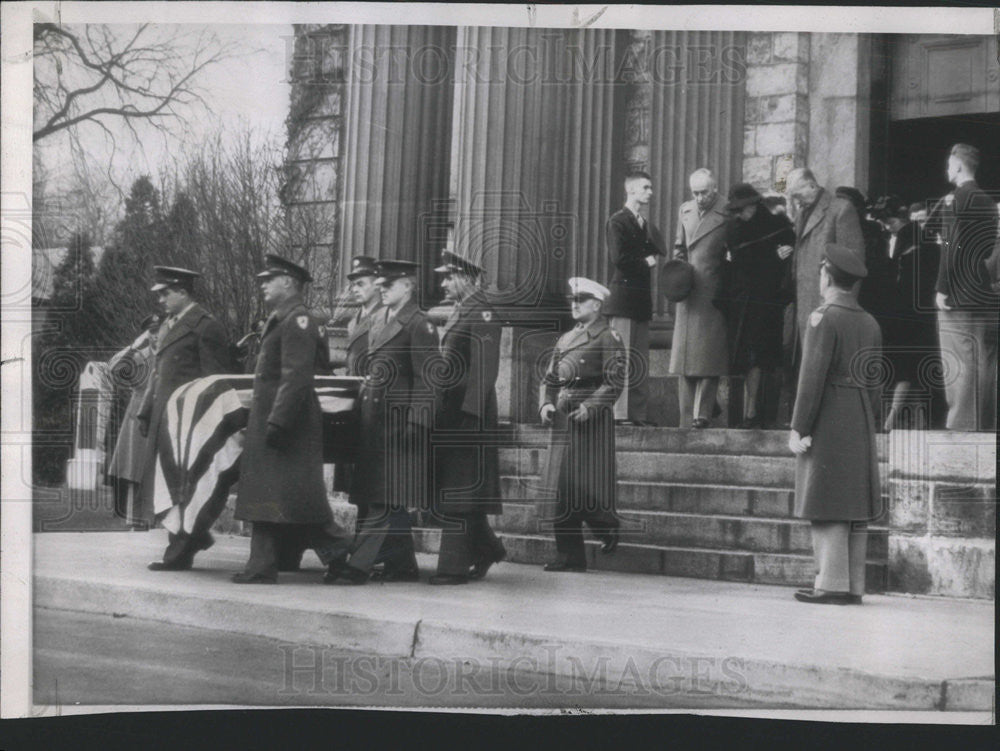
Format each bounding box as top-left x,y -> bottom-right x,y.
540,317 -> 626,515
349,300 -> 439,512
235,295 -> 332,524
669,198 -> 731,376
791,293 -> 883,521
136,303 -> 230,515
433,290 -> 503,517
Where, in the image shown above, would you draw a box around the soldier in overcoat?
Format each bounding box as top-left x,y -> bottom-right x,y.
231,255 -> 352,584
789,243 -> 883,605
539,278 -> 625,572
330,256 -> 383,502
138,267 -> 231,571
428,251 -> 506,585
333,260 -> 439,585
669,168 -> 731,428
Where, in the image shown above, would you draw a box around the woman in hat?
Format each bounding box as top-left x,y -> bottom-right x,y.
871,195 -> 942,430
723,183 -> 796,428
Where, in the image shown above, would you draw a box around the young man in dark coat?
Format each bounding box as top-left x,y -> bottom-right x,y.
789,243 -> 883,605
539,277 -> 625,572
138,267 -> 232,571
931,143 -> 999,431
428,250 -> 506,585
604,170 -> 664,426
723,183 -> 796,428
231,255 -> 352,584
332,260 -> 440,585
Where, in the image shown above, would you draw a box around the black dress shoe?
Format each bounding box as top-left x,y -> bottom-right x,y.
845,594 -> 863,605
793,589 -> 850,605
329,567 -> 370,585
148,558 -> 193,572
543,561 -> 587,573
691,418 -> 709,429
600,528 -> 619,554
231,571 -> 278,584
469,549 -> 507,580
738,416 -> 762,429
380,567 -> 420,583
428,574 -> 469,585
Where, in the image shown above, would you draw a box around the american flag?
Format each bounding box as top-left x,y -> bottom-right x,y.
153,374 -> 362,536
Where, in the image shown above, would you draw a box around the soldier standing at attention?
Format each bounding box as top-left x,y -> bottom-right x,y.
333,260 -> 439,585
789,243 -> 882,605
539,278 -> 625,572
428,250 -> 507,585
231,255 -> 353,584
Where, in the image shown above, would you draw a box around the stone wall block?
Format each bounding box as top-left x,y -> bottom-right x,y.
746,63 -> 799,97
746,33 -> 772,66
754,122 -> 798,156
889,479 -> 929,533
742,155 -> 772,188
772,32 -> 809,63
887,537 -> 932,594
931,483 -> 997,538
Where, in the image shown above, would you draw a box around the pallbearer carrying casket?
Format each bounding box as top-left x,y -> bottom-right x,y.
231,255 -> 353,584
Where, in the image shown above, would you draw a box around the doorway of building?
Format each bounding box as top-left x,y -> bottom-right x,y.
885,112 -> 1000,206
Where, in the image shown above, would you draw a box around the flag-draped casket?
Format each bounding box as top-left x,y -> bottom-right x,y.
152,374 -> 362,535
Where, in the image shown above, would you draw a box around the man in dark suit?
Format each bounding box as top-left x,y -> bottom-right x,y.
539,277 -> 625,572
231,255 -> 353,584
933,143 -> 999,431
428,250 -> 506,585
138,266 -> 231,571
332,260 -> 439,585
604,170 -> 664,426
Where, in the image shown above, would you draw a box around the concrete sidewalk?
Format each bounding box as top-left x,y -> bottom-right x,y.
33,532 -> 994,711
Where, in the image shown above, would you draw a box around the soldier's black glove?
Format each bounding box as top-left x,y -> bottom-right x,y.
137,417 -> 150,438
266,422 -> 289,449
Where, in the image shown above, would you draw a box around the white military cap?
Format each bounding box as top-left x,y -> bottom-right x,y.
567,277 -> 610,302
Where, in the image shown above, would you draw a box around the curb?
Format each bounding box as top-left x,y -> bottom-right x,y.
34,574 -> 992,710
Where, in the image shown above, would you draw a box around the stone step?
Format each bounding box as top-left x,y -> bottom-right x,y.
504,425 -> 889,460
500,450 -> 798,488
486,502 -> 889,559
500,476 -> 799,517
412,527 -> 888,593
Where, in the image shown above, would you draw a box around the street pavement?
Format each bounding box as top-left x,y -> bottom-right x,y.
31,531 -> 995,713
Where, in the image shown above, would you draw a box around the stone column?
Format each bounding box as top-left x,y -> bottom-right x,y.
339,25 -> 456,301
742,32 -> 810,193
449,27 -> 624,421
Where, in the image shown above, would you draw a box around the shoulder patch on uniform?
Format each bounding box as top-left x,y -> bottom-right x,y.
426,321 -> 436,334
296,315 -> 310,330
809,311 -> 824,328
481,310 -> 492,322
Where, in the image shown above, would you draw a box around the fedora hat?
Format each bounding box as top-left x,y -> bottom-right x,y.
660,259 -> 695,302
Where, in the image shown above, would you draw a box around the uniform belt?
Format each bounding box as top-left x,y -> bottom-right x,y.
827,374 -> 866,388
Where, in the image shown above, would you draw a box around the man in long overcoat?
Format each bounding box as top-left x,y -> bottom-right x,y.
539,277 -> 625,572
330,256 -> 383,502
783,168 -> 864,343
232,255 -> 352,584
604,170 -> 665,426
333,260 -> 440,585
789,243 -> 882,605
105,314 -> 160,526
669,168 -> 731,428
932,143 -> 999,431
428,251 -> 506,584
138,267 -> 231,570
